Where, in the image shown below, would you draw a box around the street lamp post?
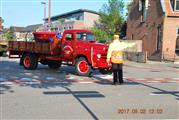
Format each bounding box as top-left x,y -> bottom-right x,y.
41,1 -> 46,31
48,0 -> 51,31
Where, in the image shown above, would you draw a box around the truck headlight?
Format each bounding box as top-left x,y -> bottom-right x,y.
97,54 -> 101,59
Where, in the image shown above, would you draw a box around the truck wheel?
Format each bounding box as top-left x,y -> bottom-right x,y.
0,52 -> 3,56
75,57 -> 91,76
48,61 -> 61,69
99,69 -> 112,74
23,54 -> 38,70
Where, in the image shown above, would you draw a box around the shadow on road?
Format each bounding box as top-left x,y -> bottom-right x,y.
1,59 -> 178,101
43,86 -> 104,120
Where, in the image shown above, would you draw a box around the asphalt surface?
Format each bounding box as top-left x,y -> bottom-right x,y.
0,57 -> 179,119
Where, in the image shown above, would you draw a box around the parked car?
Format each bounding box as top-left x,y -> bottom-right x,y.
0,41 -> 7,56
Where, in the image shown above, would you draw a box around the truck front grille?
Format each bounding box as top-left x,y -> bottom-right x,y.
101,54 -> 107,59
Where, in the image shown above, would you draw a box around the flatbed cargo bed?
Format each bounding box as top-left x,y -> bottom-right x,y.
9,41 -> 51,55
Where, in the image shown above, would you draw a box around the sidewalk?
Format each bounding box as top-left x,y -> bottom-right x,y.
124,60 -> 179,72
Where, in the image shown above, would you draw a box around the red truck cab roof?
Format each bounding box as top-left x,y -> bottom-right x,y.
63,29 -> 92,33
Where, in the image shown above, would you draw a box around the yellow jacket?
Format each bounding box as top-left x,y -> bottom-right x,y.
107,39 -> 135,63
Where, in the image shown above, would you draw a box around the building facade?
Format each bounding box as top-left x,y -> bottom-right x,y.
127,0 -> 179,61
45,9 -> 99,32
13,24 -> 42,41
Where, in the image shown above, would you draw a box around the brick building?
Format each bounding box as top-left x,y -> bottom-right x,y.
127,0 -> 179,61
45,9 -> 99,32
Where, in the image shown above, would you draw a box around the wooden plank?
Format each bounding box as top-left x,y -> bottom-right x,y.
9,41 -> 52,54
26,42 -> 35,52
13,42 -> 19,51
42,43 -> 51,54
34,42 -> 41,53
19,42 -> 26,51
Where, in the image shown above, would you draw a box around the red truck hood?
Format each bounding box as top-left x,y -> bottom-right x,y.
90,42 -> 109,52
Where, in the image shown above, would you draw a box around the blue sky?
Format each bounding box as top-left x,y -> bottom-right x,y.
0,0 -> 130,28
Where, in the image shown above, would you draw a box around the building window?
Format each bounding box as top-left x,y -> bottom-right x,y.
157,25 -> 162,51
176,0 -> 179,10
139,0 -> 148,22
176,28 -> 179,53
170,0 -> 179,11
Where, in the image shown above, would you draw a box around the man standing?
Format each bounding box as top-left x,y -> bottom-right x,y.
107,35 -> 135,85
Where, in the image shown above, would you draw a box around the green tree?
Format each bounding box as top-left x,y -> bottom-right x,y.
4,27 -> 15,41
0,17 -> 4,24
91,27 -> 112,43
126,0 -> 133,16
98,0 -> 125,36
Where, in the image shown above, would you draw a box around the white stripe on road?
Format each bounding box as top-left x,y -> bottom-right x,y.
46,77 -> 57,80
149,93 -> 156,96
78,82 -> 93,84
0,82 -> 13,85
20,77 -> 32,81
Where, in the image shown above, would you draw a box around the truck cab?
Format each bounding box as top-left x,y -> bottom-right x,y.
60,30 -> 110,75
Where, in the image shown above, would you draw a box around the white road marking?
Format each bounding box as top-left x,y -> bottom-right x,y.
93,74 -> 113,79
67,76 -> 75,79
78,82 -> 93,84
61,81 -> 70,84
46,77 -> 56,80
149,93 -> 158,96
148,81 -> 161,83
0,82 -> 13,85
20,77 -> 32,81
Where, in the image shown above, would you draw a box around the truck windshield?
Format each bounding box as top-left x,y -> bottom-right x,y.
76,32 -> 95,41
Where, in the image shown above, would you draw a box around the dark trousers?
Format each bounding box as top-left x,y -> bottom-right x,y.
112,63 -> 123,84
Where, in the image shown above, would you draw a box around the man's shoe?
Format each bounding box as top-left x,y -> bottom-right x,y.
112,83 -> 117,85
118,82 -> 124,85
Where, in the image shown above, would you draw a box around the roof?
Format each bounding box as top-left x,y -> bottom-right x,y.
46,9 -> 99,21
63,29 -> 92,33
12,27 -> 25,32
25,24 -> 42,32
13,24 -> 42,32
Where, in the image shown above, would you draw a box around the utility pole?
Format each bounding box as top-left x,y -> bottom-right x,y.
48,0 -> 51,31
41,1 -> 46,31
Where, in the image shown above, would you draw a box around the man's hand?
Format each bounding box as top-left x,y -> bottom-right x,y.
106,59 -> 111,64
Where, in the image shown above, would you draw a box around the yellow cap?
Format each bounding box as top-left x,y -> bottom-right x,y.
113,35 -> 119,40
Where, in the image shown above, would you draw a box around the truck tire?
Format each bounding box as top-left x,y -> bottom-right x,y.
0,52 -> 3,56
48,61 -> 61,69
23,53 -> 38,70
75,57 -> 91,76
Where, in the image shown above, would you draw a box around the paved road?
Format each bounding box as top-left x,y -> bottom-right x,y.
0,57 -> 179,119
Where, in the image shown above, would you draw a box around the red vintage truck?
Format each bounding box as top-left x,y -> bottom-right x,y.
8,29 -> 111,76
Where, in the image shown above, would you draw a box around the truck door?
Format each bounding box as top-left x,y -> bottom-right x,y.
61,32 -> 74,60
